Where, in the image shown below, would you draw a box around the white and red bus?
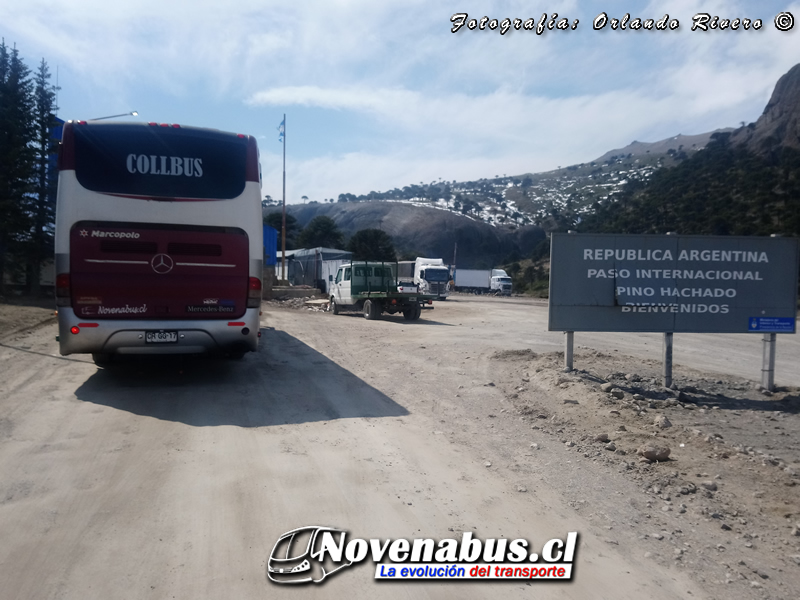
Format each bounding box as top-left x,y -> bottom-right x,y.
54,121 -> 263,363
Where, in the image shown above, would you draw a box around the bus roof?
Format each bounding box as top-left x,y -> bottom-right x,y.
59,121 -> 259,201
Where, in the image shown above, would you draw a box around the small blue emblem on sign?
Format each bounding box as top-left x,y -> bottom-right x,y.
748,317 -> 795,333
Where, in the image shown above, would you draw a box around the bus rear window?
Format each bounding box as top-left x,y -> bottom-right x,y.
70,123 -> 248,200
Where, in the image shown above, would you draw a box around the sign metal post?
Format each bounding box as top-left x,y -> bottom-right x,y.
761,333 -> 777,391
663,332 -> 673,388
564,331 -> 574,371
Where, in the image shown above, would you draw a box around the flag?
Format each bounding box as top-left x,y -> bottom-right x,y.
278,118 -> 285,143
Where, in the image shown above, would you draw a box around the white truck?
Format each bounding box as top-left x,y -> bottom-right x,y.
454,268 -> 512,296
398,258 -> 450,300
490,269 -> 513,296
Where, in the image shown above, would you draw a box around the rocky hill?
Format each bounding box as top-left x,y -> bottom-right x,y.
269,122 -> 726,264
592,130 -> 734,164
578,63 -> 800,238
730,63 -> 800,153
272,125 -> 734,242
283,201 -> 545,269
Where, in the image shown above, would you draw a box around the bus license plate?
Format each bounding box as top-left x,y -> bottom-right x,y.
145,330 -> 178,343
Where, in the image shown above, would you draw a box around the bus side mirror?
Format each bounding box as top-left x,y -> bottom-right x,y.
329,275 -> 333,281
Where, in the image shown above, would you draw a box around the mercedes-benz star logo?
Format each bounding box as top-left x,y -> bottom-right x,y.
151,253 -> 174,274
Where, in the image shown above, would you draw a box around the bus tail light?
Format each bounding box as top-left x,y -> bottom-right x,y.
248,277 -> 262,308
56,273 -> 71,307
70,326 -> 80,335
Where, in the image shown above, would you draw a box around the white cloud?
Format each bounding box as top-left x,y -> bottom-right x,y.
247,86 -> 418,118
3,0 -> 799,204
251,86 -> 701,202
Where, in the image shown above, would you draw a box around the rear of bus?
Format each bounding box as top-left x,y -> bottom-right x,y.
54,121 -> 263,361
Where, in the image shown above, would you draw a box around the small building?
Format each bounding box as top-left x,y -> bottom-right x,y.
276,247 -> 352,294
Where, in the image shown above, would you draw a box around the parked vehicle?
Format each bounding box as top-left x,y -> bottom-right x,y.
397,261 -> 415,282
329,262 -> 435,320
491,269 -> 513,296
409,257 -> 450,300
454,268 -> 512,296
54,121 -> 263,363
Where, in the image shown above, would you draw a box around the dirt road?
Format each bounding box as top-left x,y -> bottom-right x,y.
0,295 -> 797,599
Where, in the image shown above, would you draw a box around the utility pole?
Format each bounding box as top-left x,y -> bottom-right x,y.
280,114 -> 286,282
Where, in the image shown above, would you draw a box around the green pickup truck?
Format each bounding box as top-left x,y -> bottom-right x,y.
329,261 -> 435,320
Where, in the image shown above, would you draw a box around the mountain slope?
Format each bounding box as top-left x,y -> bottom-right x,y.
730,63 -> 800,153
287,126 -> 733,236
592,130 -> 734,164
577,63 -> 800,237
281,202 -> 545,269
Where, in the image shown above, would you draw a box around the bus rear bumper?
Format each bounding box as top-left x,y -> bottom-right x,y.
57,308 -> 260,356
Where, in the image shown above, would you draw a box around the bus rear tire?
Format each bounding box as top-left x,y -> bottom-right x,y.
92,353 -> 114,367
403,307 -> 414,320
412,304 -> 422,321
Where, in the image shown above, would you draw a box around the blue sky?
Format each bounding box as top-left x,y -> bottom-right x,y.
2,0 -> 798,204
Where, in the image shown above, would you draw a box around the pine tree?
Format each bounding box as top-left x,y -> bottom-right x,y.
0,40 -> 35,293
297,216 -> 344,249
264,211 -> 299,250
347,229 -> 397,261
27,58 -> 59,294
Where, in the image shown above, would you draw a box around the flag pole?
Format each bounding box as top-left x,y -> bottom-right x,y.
281,113 -> 286,282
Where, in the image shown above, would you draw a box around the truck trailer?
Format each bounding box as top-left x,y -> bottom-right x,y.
454,268 -> 512,295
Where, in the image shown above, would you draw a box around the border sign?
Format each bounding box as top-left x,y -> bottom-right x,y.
548,233 -> 799,333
